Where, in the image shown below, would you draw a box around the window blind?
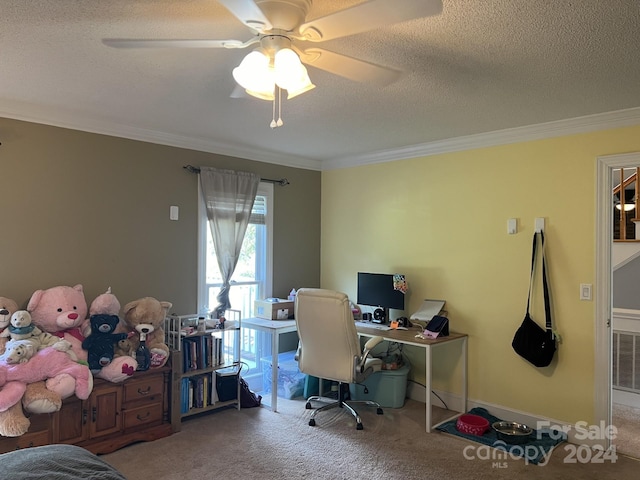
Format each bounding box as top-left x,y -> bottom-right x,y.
249,195 -> 266,225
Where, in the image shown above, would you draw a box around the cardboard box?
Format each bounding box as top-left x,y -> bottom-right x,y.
254,298 -> 294,320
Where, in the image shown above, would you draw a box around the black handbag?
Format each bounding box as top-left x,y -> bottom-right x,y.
512,231 -> 557,367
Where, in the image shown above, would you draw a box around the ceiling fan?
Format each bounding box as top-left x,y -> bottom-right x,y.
103,0 -> 443,126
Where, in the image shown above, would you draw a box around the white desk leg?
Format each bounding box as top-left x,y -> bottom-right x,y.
425,344 -> 432,433
462,337 -> 468,414
271,330 -> 279,412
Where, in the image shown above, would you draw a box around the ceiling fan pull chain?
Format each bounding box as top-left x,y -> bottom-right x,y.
270,89 -> 278,129
270,87 -> 284,129
276,87 -> 284,127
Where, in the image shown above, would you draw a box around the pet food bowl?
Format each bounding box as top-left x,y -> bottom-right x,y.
456,414 -> 490,436
492,421 -> 533,444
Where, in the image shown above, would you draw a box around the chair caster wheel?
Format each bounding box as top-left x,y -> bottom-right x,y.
377,408 -> 383,415
309,419 -> 316,426
305,402 -> 312,409
357,423 -> 363,430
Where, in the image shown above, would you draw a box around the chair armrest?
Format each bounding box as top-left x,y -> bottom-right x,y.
358,335 -> 384,373
364,336 -> 383,351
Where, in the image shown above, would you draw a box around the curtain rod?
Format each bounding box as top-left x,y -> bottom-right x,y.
183,165 -> 289,186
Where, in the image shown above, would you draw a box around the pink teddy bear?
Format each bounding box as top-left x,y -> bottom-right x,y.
27,284 -> 138,399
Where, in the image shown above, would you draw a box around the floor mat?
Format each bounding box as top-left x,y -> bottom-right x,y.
436,407 -> 567,465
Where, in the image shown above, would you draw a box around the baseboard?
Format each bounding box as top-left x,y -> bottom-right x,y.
406,381 -> 611,448
613,389 -> 640,408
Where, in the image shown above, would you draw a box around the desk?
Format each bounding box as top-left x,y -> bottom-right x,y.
356,325 -> 468,433
242,317 -> 297,413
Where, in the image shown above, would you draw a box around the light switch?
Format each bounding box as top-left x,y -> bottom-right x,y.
170,205 -> 179,221
580,283 -> 592,301
507,218 -> 517,235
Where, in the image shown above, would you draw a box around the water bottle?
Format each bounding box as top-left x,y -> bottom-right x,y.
135,331 -> 151,371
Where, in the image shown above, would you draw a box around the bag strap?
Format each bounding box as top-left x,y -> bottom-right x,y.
540,231 -> 553,333
525,232 -> 538,315
526,232 -> 554,333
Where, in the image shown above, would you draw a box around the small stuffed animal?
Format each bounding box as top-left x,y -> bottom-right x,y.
1,310 -> 44,341
0,339 -> 37,364
1,311 -> 73,355
0,297 -> 19,354
81,314 -> 128,373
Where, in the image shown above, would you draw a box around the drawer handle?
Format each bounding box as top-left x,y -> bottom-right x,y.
82,409 -> 88,425
92,407 -> 97,423
14,441 -> 34,451
136,412 -> 151,422
137,387 -> 152,396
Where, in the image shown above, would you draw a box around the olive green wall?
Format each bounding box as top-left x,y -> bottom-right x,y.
0,117 -> 321,314
321,125 -> 640,424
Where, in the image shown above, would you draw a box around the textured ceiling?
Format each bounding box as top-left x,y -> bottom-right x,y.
1,0 -> 640,170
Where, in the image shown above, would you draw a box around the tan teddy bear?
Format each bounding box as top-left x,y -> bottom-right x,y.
122,297 -> 172,369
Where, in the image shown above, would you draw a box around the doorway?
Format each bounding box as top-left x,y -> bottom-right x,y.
596,152 -> 640,457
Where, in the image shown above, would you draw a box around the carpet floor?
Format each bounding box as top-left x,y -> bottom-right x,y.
102,397 -> 639,480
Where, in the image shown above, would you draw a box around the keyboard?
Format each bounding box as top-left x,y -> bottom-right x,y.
354,321 -> 391,331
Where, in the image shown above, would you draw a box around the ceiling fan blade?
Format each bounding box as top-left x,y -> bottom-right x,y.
218,0 -> 272,33
297,47 -> 401,86
102,38 -> 250,49
298,0 -> 442,42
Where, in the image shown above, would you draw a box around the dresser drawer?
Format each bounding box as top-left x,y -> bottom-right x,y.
123,375 -> 164,404
0,428 -> 51,454
122,402 -> 163,430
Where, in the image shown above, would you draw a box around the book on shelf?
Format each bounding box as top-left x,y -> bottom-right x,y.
181,335 -> 225,373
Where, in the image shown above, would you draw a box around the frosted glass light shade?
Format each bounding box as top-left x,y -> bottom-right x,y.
273,48 -> 315,97
232,50 -> 275,96
615,203 -> 635,211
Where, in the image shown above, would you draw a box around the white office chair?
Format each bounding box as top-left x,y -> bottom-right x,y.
294,288 -> 384,430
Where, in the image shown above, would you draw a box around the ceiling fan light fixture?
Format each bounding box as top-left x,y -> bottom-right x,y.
286,75 -> 315,99
245,88 -> 275,101
232,50 -> 274,92
272,48 -> 314,98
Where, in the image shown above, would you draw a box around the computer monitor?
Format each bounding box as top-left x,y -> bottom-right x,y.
357,272 -> 405,323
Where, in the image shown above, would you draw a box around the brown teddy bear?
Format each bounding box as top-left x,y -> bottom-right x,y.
121,297 -> 172,369
0,296 -> 64,437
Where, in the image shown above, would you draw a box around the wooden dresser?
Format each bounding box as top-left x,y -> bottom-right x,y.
0,365 -> 173,454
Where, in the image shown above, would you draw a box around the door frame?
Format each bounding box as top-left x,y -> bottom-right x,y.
595,151 -> 640,448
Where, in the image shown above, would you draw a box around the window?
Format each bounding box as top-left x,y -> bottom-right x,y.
197,182 -> 273,317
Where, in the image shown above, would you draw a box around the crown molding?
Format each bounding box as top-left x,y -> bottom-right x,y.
0,107 -> 323,171
3,105 -> 639,173
323,107 -> 640,171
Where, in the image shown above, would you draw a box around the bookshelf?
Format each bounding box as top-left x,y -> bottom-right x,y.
165,310 -> 242,431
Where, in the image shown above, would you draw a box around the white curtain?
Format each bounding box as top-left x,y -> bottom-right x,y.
199,167 -> 260,318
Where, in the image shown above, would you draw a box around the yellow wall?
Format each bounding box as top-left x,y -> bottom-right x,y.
321,125 -> 640,423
